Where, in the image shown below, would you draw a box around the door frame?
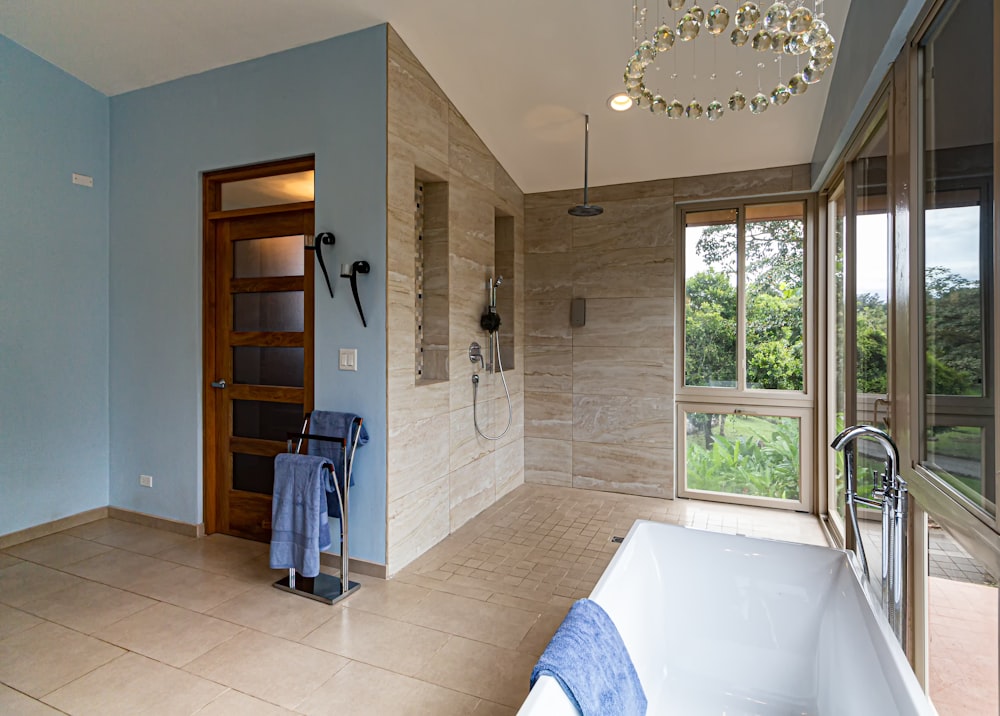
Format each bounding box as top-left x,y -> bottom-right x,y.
202,155 -> 315,535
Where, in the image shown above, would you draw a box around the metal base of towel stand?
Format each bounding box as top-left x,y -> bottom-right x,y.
273,570 -> 360,605
272,415 -> 364,606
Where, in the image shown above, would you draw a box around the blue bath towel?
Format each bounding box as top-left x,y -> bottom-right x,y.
531,599 -> 647,716
307,410 -> 368,518
269,453 -> 332,578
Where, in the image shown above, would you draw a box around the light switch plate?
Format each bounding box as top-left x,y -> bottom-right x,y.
72,173 -> 94,188
339,348 -> 358,371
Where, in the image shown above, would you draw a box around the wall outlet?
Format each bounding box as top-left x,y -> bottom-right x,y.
139,474 -> 153,488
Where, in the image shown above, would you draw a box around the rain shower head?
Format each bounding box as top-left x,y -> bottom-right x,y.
568,113 -> 603,218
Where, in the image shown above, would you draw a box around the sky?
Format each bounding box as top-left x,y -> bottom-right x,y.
685,205 -> 983,300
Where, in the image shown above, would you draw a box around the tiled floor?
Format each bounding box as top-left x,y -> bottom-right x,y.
928,576 -> 999,715
0,484 -> 828,714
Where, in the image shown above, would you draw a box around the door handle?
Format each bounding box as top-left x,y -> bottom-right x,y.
210,379 -> 227,389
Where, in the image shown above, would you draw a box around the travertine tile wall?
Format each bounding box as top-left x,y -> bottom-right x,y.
523,165 -> 810,499
385,27 -> 525,574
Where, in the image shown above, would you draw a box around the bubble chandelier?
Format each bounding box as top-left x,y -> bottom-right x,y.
625,0 -> 837,121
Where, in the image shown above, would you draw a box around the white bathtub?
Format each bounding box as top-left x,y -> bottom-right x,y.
519,520 -> 934,716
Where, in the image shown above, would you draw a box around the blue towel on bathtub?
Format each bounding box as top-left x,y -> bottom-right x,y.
531,598 -> 647,716
269,453 -> 332,578
307,410 -> 368,519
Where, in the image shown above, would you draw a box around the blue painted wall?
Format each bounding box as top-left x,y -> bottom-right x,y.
108,26 -> 388,563
0,36 -> 111,534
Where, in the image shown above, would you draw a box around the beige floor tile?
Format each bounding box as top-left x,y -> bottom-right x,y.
0,553 -> 23,570
62,517 -> 126,540
0,560 -> 84,609
0,602 -> 42,640
42,652 -> 225,715
515,611 -> 565,657
296,660 -> 481,716
157,534 -> 269,574
184,629 -> 349,710
196,689 -> 301,715
417,635 -> 537,708
94,602 -> 244,667
405,591 -> 540,649
206,555 -> 282,585
0,684 -> 63,715
62,547 -> 180,589
472,699 -> 517,715
0,622 -> 124,698
341,578 -> 432,621
21,580 -> 155,634
4,533 -> 113,568
125,563 -> 254,612
207,585 -> 336,641
90,520 -> 197,556
301,607 -> 450,677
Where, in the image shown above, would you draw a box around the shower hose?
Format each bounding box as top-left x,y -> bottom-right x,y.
472,329 -> 512,441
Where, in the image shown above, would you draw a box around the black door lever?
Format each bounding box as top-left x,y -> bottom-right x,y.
342,260 -> 371,327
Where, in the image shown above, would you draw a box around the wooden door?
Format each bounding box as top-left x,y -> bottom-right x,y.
203,178 -> 314,541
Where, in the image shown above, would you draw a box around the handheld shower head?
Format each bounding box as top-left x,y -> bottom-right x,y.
494,276 -> 504,288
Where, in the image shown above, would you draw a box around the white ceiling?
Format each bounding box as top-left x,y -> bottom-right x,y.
0,0 -> 849,194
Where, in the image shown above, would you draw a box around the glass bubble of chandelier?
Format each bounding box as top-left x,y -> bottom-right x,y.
625,0 -> 837,121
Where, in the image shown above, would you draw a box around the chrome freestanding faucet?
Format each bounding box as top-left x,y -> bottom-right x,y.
831,425 -> 908,650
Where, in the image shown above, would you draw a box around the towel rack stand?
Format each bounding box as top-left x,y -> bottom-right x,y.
272,414 -> 364,605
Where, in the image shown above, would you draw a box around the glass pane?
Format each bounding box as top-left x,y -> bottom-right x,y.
855,120 -> 890,427
232,400 -> 303,442
684,412 -> 801,500
233,292 -> 304,332
221,170 -> 314,210
927,521 -> 998,715
921,0 -> 995,517
232,453 -> 276,495
685,209 -> 738,387
745,203 -> 805,391
926,423 -> 988,507
233,347 -> 304,388
832,189 -> 848,521
233,235 -> 304,279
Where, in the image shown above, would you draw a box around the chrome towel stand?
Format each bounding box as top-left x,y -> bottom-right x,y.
272,414 -> 363,605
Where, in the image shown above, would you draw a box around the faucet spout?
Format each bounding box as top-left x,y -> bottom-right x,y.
831,424 -> 907,651
831,425 -> 899,484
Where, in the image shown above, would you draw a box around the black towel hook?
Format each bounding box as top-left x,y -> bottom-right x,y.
341,260 -> 371,327
307,232 -> 336,298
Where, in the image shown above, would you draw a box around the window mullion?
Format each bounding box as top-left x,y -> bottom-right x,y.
737,206 -> 748,392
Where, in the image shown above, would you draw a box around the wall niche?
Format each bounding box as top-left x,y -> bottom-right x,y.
494,210 -> 515,369
415,172 -> 449,383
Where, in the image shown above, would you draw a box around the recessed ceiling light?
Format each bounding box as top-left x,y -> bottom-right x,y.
608,93 -> 634,112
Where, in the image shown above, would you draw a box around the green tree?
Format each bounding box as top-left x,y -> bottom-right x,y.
684,269 -> 737,388
690,219 -> 805,391
856,292 -> 888,394
925,266 -> 982,395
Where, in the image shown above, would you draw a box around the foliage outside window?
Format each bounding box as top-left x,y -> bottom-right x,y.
682,202 -> 807,503
684,203 -> 805,391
